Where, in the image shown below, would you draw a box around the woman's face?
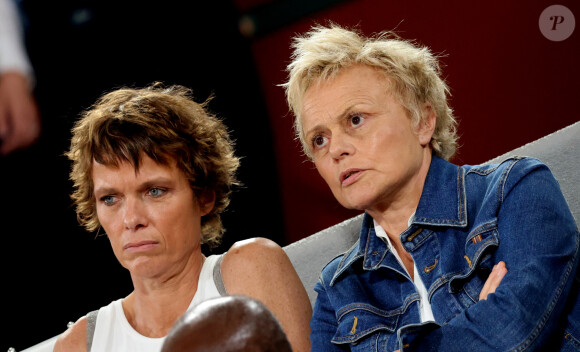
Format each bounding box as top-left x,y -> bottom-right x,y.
92,155 -> 214,279
300,64 -> 434,214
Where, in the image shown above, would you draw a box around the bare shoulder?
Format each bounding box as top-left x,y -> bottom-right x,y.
221,236 -> 305,296
53,316 -> 87,352
224,237 -> 286,260
222,237 -> 312,352
222,237 -> 291,284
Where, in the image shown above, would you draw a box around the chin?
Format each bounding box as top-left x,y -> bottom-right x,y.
339,198 -> 371,212
126,258 -> 161,275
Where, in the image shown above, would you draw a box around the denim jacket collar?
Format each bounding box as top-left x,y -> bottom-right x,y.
413,155 -> 467,228
331,156 -> 468,285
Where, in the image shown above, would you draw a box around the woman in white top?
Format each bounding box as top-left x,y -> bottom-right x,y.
53,83 -> 312,352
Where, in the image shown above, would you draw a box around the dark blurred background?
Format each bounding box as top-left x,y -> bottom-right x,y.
2,0 -> 578,349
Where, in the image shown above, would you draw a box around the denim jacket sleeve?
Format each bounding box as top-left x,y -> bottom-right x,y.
402,159 -> 580,351
310,278 -> 347,352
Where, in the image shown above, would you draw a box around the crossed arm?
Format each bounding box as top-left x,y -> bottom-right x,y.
400,164 -> 579,351
312,162 -> 578,351
391,262 -> 508,352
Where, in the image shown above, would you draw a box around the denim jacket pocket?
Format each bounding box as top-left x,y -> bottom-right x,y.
561,330 -> 580,351
332,303 -> 400,350
560,274 -> 580,351
449,226 -> 499,304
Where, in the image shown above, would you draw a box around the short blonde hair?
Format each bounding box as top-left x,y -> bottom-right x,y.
67,83 -> 239,248
282,24 -> 458,160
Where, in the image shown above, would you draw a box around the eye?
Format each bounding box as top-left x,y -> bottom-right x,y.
349,114 -> 364,127
149,187 -> 166,198
100,195 -> 116,206
311,134 -> 328,149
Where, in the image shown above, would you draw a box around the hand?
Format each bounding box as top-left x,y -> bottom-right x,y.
392,263 -> 507,352
0,71 -> 41,155
479,261 -> 507,301
390,262 -> 507,352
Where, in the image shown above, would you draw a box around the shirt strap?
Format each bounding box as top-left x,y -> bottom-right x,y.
213,253 -> 227,296
85,309 -> 99,352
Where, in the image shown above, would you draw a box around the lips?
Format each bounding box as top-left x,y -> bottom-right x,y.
123,240 -> 158,252
340,168 -> 365,186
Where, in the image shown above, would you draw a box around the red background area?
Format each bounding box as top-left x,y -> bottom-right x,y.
237,0 -> 579,243
3,1 -> 578,350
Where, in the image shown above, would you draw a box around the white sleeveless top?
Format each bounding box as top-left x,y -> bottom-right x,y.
89,254 -> 225,352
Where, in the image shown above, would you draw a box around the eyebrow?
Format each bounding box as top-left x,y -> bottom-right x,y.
303,104 -> 358,139
93,186 -> 116,199
93,177 -> 175,197
138,178 -> 175,191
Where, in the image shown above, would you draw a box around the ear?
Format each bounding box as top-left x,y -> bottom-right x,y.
198,190 -> 216,216
416,103 -> 436,147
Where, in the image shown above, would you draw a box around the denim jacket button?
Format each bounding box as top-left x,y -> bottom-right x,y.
424,259 -> 438,273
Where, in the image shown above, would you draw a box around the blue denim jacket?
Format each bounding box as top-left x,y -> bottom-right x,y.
311,156 -> 580,351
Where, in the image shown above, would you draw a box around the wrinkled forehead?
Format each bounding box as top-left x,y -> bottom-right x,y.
89,152 -> 180,188
92,145 -> 174,172
301,65 -> 395,119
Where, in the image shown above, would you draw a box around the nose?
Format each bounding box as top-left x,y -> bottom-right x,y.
328,130 -> 355,161
123,197 -> 147,231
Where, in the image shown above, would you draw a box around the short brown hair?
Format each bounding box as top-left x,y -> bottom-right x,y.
67,83 -> 239,247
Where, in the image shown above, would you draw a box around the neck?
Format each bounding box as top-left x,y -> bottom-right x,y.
123,252 -> 205,337
368,150 -> 432,239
